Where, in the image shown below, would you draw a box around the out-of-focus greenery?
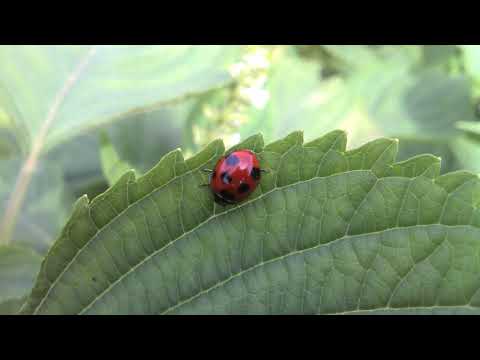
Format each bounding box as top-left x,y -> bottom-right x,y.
0,45 -> 479,313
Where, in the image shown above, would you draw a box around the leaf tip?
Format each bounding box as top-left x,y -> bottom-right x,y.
124,169 -> 137,180
78,194 -> 90,206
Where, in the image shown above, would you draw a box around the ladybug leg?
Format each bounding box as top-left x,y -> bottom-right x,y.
214,193 -> 232,206
260,169 -> 270,173
200,169 -> 214,187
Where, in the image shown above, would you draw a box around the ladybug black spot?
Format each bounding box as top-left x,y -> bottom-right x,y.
221,172 -> 233,184
220,190 -> 235,202
225,154 -> 240,166
238,183 -> 250,194
250,167 -> 261,181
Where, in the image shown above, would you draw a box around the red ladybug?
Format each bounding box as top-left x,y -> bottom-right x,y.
203,150 -> 264,204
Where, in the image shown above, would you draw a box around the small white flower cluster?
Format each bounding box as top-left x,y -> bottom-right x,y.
193,46 -> 273,149
229,47 -> 271,110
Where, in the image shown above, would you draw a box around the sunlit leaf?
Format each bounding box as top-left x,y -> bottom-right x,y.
0,45 -> 243,153
460,45 -> 480,81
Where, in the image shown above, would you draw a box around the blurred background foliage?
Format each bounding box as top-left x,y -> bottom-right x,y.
0,45 -> 480,313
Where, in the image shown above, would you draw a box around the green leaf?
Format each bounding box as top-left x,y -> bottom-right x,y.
320,45 -> 381,71
460,45 -> 480,81
0,90 -> 30,156
456,121 -> 480,140
243,46 -> 474,176
0,245 -> 42,312
0,45 -> 243,153
396,138 -> 460,174
99,132 -> 135,187
453,122 -> 480,173
421,45 -> 458,68
20,130 -> 480,315
322,45 -> 422,73
241,48 -> 353,144
364,68 -> 476,141
107,100 -> 195,173
45,101 -> 193,199
361,64 -> 477,173
243,47 -> 475,150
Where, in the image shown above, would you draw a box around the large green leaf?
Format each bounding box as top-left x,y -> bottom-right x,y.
0,45 -> 243,153
21,130 -> 480,315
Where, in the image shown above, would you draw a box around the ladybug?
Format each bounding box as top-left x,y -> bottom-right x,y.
202,150 -> 265,205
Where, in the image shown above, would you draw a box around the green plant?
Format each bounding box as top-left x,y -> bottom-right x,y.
2,45 -> 480,315
20,130 -> 480,314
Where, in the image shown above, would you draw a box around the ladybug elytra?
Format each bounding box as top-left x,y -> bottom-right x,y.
203,150 -> 264,205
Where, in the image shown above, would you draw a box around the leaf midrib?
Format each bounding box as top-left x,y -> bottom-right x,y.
332,304 -> 480,315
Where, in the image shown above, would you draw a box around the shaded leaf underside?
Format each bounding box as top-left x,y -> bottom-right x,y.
0,45 -> 243,153
22,130 -> 480,315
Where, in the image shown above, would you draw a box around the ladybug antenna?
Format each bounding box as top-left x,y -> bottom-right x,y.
202,169 -> 213,173
260,169 -> 270,173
